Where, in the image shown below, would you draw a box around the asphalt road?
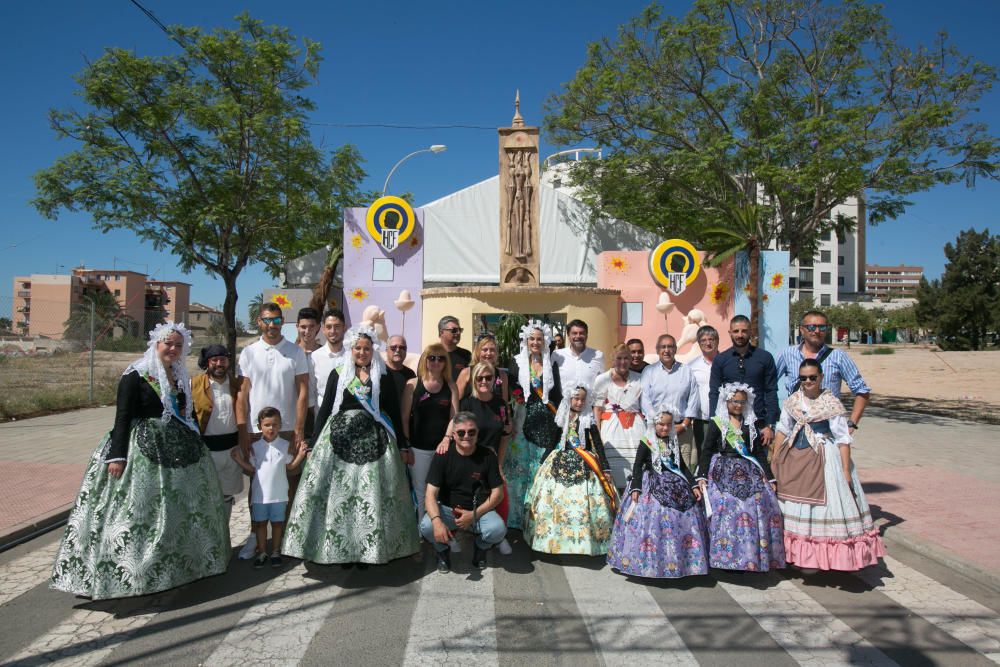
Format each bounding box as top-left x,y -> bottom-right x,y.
1,503 -> 999,667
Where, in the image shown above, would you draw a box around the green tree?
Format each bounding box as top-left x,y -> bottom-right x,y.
247,293 -> 263,327
788,295 -> 816,343
917,229 -> 1000,350
33,14 -> 368,356
545,0 -> 999,342
64,291 -> 136,342
825,303 -> 874,348
0,317 -> 11,332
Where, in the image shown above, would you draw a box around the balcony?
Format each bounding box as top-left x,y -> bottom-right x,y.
798,281 -> 814,289
17,290 -> 31,298
16,306 -> 30,313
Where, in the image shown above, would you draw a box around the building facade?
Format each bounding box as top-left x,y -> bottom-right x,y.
865,264 -> 923,299
188,302 -> 223,336
787,197 -> 866,306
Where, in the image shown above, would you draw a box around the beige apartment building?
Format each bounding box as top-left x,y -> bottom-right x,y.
188,302 -> 223,336
12,269 -> 190,339
865,264 -> 923,299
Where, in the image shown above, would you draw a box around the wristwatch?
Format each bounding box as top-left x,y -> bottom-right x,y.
847,419 -> 859,429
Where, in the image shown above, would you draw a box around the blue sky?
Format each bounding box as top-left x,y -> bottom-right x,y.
1,0 -> 998,315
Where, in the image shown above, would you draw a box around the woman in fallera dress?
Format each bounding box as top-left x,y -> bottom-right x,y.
283,325 -> 419,567
503,320 -> 562,530
51,322 -> 230,600
592,343 -> 645,489
608,407 -> 709,579
697,382 -> 786,572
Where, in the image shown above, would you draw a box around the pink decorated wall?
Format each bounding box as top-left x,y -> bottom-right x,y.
596,250 -> 736,363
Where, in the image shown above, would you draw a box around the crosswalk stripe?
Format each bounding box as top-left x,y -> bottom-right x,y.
402,553 -> 499,666
0,541 -> 59,608
204,564 -> 345,665
857,555 -> 1000,663
717,573 -> 898,666
562,563 -> 698,666
5,592 -> 173,666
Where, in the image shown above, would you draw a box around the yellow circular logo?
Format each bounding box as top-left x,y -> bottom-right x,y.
648,239 -> 701,294
366,196 -> 415,252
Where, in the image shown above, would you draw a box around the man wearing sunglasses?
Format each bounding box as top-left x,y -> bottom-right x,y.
775,310 -> 871,433
438,315 -> 472,382
421,412 -> 506,572
384,334 -> 416,403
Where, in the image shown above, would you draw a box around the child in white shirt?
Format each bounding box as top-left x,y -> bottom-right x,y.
233,407 -> 306,568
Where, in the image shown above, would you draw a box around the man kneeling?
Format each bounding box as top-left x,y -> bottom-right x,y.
420,411 -> 506,572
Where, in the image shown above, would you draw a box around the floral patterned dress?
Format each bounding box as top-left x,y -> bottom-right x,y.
51,371 -> 230,600
523,423 -> 613,555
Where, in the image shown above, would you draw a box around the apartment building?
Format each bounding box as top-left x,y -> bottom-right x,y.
189,302 -> 223,335
787,197 -> 866,306
11,269 -> 190,339
865,264 -> 923,299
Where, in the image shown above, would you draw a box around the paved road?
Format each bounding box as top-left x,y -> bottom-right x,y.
2,496 -> 999,667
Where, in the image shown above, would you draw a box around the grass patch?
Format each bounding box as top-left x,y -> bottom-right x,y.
0,352 -> 119,420
861,347 -> 895,355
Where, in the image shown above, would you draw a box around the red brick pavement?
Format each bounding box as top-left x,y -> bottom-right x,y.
0,460 -> 86,537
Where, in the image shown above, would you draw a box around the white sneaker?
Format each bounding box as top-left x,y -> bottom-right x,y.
497,538 -> 512,555
238,533 -> 257,560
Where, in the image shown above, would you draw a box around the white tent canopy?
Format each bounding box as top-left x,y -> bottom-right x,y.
284,176 -> 658,287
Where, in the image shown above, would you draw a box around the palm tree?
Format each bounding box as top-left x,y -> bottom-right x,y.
64,291 -> 135,342
247,293 -> 264,326
309,245 -> 342,313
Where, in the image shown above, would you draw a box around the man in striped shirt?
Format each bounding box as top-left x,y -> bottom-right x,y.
775,310 -> 871,434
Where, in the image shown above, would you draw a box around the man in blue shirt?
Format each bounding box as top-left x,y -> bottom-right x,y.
708,316 -> 780,445
775,310 -> 871,434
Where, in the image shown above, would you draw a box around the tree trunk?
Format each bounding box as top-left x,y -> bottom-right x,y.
222,272 -> 240,358
748,241 -> 761,346
310,246 -> 343,313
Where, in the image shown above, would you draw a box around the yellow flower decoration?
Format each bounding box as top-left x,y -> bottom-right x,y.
710,282 -> 730,304
350,288 -> 368,301
607,255 -> 627,272
351,233 -> 364,249
770,272 -> 785,289
272,293 -> 291,309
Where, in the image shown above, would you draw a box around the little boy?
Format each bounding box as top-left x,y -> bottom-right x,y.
232,407 -> 307,568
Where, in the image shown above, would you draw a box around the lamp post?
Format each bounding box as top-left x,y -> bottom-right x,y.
382,144 -> 447,196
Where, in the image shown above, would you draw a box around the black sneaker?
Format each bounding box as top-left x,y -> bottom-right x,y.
472,546 -> 488,569
254,553 -> 268,569
271,555 -> 284,568
436,551 -> 451,573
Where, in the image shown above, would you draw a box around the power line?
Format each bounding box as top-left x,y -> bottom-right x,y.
305,121 -> 495,131
127,0 -> 172,37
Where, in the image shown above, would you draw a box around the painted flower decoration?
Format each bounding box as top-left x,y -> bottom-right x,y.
762,293 -> 769,302
770,273 -> 784,289
710,282 -> 730,304
608,256 -> 627,272
272,293 -> 291,309
409,236 -> 421,248
351,233 -> 364,249
350,288 -> 368,301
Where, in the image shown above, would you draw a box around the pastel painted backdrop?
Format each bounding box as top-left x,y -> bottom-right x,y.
342,207 -> 425,350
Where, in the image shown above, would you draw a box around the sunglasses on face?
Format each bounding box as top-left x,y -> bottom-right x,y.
727,399 -> 748,405
261,316 -> 283,325
389,345 -> 407,351
427,355 -> 446,363
455,428 -> 477,438
803,324 -> 830,332
443,327 -> 463,334
475,375 -> 494,382
798,374 -> 820,382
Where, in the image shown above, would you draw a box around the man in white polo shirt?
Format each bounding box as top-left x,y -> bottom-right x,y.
552,319 -> 605,391
311,307 -> 348,408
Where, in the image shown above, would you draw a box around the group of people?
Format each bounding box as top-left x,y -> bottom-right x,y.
50,304 -> 885,600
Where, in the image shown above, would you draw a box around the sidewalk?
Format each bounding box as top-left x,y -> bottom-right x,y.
1,405 -> 998,587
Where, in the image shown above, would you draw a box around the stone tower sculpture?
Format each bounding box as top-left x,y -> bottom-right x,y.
499,91 -> 540,287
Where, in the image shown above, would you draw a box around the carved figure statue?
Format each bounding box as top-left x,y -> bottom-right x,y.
506,150 -> 532,260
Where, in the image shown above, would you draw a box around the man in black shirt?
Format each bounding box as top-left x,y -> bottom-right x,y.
708,315 -> 780,445
438,315 -> 472,382
384,334 -> 416,403
420,411 -> 506,572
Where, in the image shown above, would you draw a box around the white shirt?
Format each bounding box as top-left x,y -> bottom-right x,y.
250,437 -> 293,504
552,347 -> 605,392
592,369 -> 643,413
311,344 -> 348,407
238,337 -> 309,433
639,360 -> 700,421
687,355 -> 715,420
204,377 -> 237,436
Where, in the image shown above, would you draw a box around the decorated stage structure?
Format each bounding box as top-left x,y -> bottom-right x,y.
282,99 -> 789,362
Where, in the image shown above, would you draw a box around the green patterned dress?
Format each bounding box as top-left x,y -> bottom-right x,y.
283,372 -> 419,564
51,371 -> 230,600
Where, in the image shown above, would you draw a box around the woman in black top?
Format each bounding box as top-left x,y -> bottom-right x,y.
401,342 -> 459,520
283,326 -> 419,566
457,361 -> 512,523
51,323 -> 229,600
456,334 -> 510,403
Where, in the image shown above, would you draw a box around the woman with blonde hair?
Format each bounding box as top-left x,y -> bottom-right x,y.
401,342 -> 459,519
592,342 -> 644,489
456,333 -> 510,402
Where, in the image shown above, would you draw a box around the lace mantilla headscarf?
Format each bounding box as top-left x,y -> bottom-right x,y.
714,382 -> 759,450
329,325 -> 394,436
122,321 -> 197,431
645,403 -> 682,472
515,320 -> 554,404
555,384 -> 595,448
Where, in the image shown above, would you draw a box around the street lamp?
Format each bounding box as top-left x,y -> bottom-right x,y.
382,144 -> 447,195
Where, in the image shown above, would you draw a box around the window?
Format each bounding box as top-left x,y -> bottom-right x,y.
621,302 -> 643,326
821,272 -> 831,285
838,255 -> 845,266
820,294 -> 831,306
799,256 -> 814,267
838,276 -> 845,286
820,250 -> 831,263
789,277 -> 798,288
114,289 -> 121,297
821,231 -> 831,241
799,269 -> 813,282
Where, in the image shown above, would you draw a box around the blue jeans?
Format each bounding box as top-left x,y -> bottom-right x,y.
419,505 -> 506,552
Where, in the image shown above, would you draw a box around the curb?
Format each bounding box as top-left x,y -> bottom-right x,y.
881,526 -> 1000,594
0,505 -> 73,553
